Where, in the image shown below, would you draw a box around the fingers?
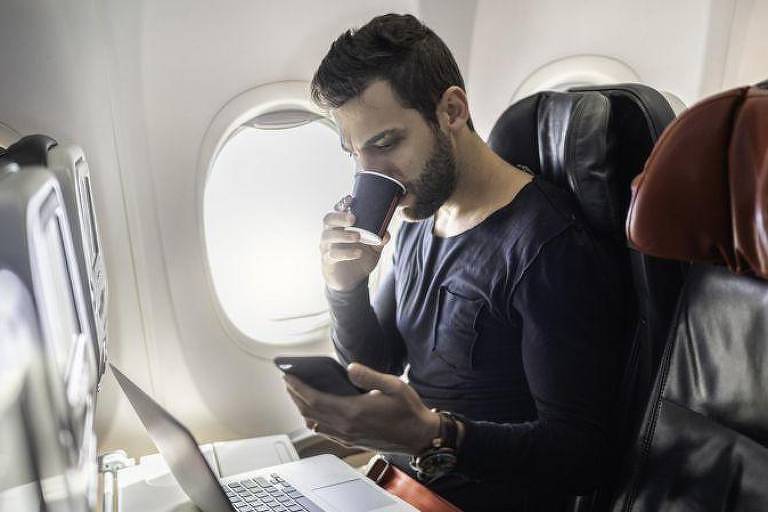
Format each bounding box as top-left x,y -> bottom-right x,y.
284,375 -> 342,412
347,363 -> 403,394
368,231 -> 391,254
321,228 -> 360,244
323,210 -> 355,229
287,387 -> 335,427
319,228 -> 361,252
325,434 -> 356,449
333,195 -> 353,212
321,207 -> 361,262
305,417 -> 319,431
289,387 -> 356,447
322,246 -> 364,263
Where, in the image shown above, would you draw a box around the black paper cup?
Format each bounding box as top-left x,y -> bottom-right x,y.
346,170 -> 406,245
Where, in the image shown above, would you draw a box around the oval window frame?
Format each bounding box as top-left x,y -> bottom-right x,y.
197,81 -> 342,352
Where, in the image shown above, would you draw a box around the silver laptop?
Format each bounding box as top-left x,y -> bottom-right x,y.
110,364 -> 417,512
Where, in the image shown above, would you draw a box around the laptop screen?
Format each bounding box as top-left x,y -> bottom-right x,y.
110,364 -> 234,512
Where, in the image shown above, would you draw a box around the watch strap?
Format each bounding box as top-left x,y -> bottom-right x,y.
436,411 -> 458,451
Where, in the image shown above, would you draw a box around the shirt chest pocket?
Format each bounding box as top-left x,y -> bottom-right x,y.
433,287 -> 485,371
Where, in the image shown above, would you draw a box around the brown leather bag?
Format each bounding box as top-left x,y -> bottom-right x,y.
365,456 -> 463,512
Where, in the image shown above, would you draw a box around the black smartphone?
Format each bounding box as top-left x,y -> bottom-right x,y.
274,356 -> 364,396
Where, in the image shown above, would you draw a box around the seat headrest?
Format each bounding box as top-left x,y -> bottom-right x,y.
489,84 -> 674,238
627,85 -> 768,279
2,134 -> 57,167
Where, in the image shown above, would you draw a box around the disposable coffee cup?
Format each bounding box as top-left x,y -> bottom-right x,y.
346,170 -> 406,245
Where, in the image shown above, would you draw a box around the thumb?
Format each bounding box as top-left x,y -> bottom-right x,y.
371,231 -> 391,254
347,363 -> 402,394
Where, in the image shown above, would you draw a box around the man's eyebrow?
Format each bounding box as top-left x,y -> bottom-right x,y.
340,128 -> 402,154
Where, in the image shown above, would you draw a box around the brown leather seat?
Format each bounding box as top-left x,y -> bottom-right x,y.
613,83 -> 768,511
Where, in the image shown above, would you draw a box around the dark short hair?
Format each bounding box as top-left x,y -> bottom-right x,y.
311,13 -> 474,131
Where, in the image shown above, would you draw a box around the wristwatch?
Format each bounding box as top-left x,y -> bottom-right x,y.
410,410 -> 460,481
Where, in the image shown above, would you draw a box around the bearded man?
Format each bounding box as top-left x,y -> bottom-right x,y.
284,13 -> 626,511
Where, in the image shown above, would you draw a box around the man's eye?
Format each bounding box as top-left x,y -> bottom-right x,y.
375,142 -> 393,151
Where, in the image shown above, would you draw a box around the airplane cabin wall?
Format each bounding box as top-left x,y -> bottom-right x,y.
466,0 -> 749,136
1,0 -> 767,458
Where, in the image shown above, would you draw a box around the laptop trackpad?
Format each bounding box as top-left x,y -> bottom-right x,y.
313,478 -> 394,512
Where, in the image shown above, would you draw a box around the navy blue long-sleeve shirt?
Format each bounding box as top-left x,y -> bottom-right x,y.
326,178 -> 626,506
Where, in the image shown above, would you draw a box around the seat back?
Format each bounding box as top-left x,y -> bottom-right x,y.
0,268 -> 91,511
0,269 -> 45,510
0,162 -> 98,510
2,135 -> 108,386
614,83 -> 768,510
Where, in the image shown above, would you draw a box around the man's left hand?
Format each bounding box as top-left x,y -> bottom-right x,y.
284,362 -> 440,455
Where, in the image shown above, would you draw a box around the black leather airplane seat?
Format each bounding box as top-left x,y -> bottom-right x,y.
612,83 -> 768,511
489,85 -> 684,379
487,84 -> 685,509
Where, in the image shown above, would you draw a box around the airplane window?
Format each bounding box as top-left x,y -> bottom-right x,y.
204,115 -> 358,344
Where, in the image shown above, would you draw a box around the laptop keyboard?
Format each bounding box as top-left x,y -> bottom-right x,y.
225,473 -> 323,512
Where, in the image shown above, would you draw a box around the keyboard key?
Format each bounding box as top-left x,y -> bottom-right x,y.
223,474 -> 313,512
295,497 -> 325,512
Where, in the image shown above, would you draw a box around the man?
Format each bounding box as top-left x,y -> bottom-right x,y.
283,13 -> 626,510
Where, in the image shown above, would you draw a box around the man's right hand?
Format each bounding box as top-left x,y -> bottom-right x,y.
320,195 -> 390,292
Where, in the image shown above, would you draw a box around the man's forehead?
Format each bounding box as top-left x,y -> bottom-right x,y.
331,80 -> 418,149
332,82 -> 401,124
349,80 -> 402,111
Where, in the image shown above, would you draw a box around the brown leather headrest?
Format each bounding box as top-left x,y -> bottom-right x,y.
627,85 -> 768,278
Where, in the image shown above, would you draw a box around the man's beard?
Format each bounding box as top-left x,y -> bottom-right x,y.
403,129 -> 457,221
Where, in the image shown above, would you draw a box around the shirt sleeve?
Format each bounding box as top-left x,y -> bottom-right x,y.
454,226 -> 626,493
325,267 -> 408,376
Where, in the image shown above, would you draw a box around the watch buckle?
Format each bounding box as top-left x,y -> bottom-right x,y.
366,454 -> 391,485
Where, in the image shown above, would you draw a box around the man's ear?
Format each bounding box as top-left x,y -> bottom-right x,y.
436,86 -> 470,133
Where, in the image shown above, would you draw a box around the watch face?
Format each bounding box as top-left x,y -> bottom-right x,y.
415,448 -> 457,477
